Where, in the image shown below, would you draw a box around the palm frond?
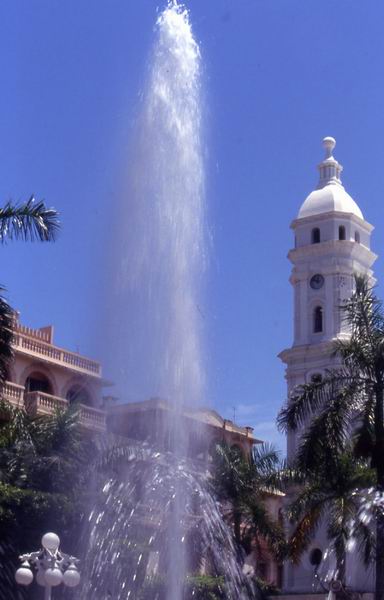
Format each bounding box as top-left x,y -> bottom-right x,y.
289,501 -> 325,564
0,291 -> 14,386
0,197 -> 59,242
0,401 -> 33,446
252,442 -> 281,476
354,516 -> 376,566
96,436 -> 148,471
266,462 -> 305,491
278,369 -> 354,433
295,382 -> 360,473
244,498 -> 287,560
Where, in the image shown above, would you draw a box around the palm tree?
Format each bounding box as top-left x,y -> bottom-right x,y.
0,196 -> 59,385
211,442 -> 286,571
285,450 -> 375,586
278,276 -> 384,599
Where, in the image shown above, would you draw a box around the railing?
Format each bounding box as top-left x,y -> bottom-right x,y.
13,333 -> 101,377
79,404 -> 106,431
24,391 -> 106,432
3,381 -> 25,408
1,382 -> 106,432
25,391 -> 68,415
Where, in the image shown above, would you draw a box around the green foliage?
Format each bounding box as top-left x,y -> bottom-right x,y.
186,575 -> 225,599
0,401 -> 96,595
139,574 -> 225,599
253,575 -> 279,596
0,291 -> 14,386
210,441 -> 286,561
283,450 -> 375,579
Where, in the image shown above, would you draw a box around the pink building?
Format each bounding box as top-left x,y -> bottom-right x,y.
4,317 -> 108,432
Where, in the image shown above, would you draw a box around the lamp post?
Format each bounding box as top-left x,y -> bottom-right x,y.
15,532 -> 80,600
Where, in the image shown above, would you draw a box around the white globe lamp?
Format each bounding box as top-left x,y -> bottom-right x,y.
44,567 -> 63,587
16,532 -> 80,599
63,565 -> 81,588
15,562 -> 33,586
42,532 -> 60,552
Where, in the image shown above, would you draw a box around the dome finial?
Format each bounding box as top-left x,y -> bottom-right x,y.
323,136 -> 336,159
317,136 -> 342,188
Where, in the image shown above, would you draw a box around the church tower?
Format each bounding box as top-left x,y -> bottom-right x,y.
279,137 -> 377,592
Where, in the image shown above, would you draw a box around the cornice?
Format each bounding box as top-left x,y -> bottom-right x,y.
290,210 -> 374,233
288,240 -> 377,267
278,338 -> 345,365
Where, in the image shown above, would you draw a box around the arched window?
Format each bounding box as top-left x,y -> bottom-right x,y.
338,225 -> 346,240
66,385 -> 91,406
313,306 -> 323,333
355,231 -> 360,243
309,548 -> 323,567
25,372 -> 53,395
311,228 -> 320,244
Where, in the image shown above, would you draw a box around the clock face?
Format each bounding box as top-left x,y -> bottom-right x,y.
310,274 -> 324,290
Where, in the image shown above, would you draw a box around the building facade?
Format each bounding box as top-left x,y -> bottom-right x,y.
4,317 -> 108,432
279,137 -> 377,593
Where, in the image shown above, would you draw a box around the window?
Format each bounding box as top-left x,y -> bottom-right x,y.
309,548 -> 323,567
311,228 -> 320,244
355,231 -> 360,243
66,385 -> 91,406
313,306 -> 323,333
25,372 -> 52,395
338,225 -> 346,240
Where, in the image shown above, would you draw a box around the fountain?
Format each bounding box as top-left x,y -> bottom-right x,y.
80,2 -> 258,598
108,0 -> 206,408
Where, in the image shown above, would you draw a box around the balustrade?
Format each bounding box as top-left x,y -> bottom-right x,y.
24,391 -> 106,432
1,380 -> 106,431
13,333 -> 101,377
25,391 -> 68,415
3,381 -> 25,408
79,405 -> 106,431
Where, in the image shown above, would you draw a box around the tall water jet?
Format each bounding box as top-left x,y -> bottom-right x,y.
124,5 -> 205,593
109,0 -> 206,408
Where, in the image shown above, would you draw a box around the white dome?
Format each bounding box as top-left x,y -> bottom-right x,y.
298,183 -> 363,220
297,136 -> 363,220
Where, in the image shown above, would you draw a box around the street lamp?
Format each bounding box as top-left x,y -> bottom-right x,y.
15,532 -> 80,599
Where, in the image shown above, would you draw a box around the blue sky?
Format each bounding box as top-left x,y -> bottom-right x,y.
1,0 -> 384,451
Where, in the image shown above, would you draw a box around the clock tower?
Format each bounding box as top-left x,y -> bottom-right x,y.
279,137 -> 377,592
